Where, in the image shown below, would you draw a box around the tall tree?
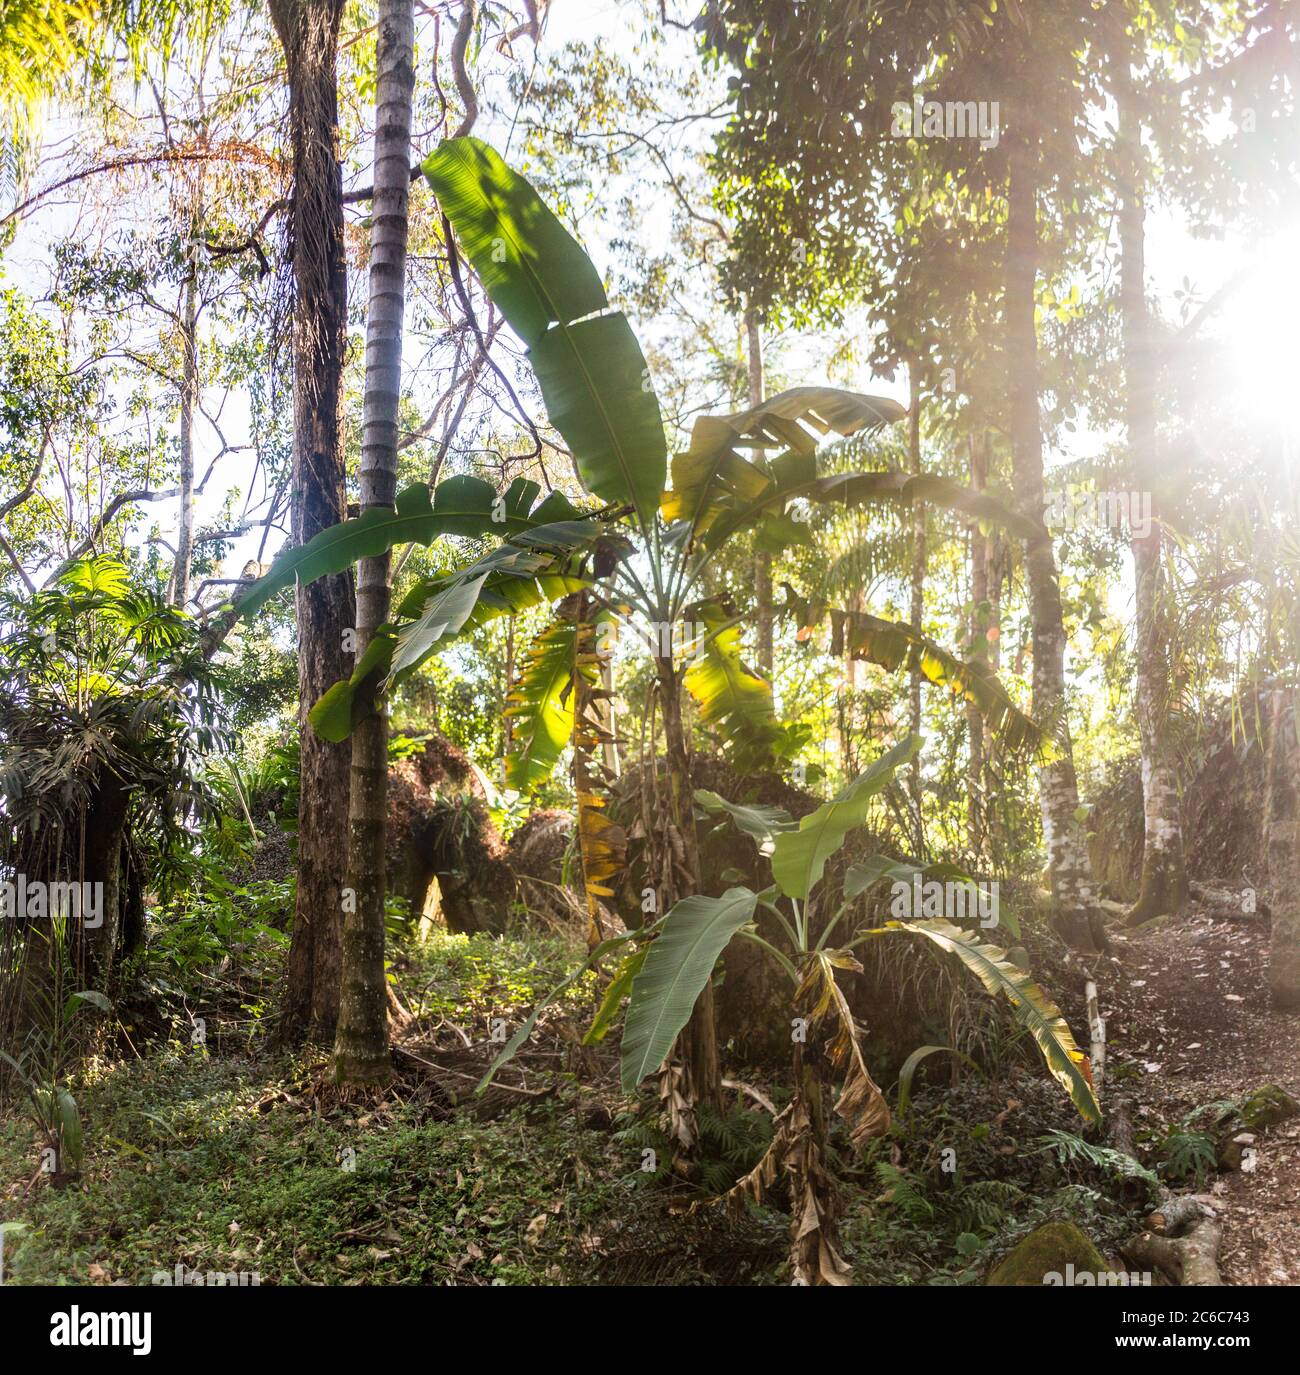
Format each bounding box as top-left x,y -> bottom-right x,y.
269,0 -> 356,1045
907,359 -> 925,855
703,0 -> 1109,948
1004,120 -> 1105,953
169,235 -> 199,609
332,0 -> 415,1085
1113,20 -> 1189,925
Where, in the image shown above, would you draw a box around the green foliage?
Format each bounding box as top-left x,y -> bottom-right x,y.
769,736 -> 920,899
424,137 -> 666,524
619,887 -> 758,1093
878,923 -> 1102,1125
1033,1129 -> 1160,1192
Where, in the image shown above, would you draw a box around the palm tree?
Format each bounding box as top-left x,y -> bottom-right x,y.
331,0 -> 416,1086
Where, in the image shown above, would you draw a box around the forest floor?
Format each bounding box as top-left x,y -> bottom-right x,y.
1,901 -> 1297,1286
1102,901 -> 1300,1285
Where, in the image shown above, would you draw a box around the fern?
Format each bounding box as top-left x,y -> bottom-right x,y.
875,1161 -> 936,1222
1033,1129 -> 1160,1192
950,1179 -> 1025,1232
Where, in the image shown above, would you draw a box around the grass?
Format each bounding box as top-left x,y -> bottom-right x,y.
0,928 -> 619,1287
1,924 -> 1144,1287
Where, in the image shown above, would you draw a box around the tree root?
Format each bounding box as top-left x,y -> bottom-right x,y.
1120,1197 -> 1223,1285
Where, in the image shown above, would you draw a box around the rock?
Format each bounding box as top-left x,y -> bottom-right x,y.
986,1221 -> 1108,1286
1217,1132 -> 1256,1171
1238,1084 -> 1299,1132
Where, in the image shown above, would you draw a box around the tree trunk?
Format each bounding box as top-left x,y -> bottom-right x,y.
656,653 -> 721,1110
746,307 -> 773,678
171,251 -> 198,609
1116,39 -> 1189,926
1264,687 -> 1300,1008
1005,131 -> 1104,952
271,0 -> 356,1047
80,773 -> 129,992
332,0 -> 414,1086
907,360 -> 925,856
967,433 -> 989,859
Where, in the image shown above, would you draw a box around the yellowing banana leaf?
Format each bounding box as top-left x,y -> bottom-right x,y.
661,386 -> 904,542
825,608 -> 1045,756
503,621 -> 578,793
879,918 -> 1101,1124
683,604 -> 795,768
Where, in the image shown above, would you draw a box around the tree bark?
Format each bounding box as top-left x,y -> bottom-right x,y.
1005,130 -> 1104,952
271,0 -> 356,1047
171,250 -> 198,609
907,360 -> 925,856
332,0 -> 414,1085
1115,35 -> 1189,927
967,433 -> 989,859
746,308 -> 773,678
1264,687 -> 1300,1008
79,773 -> 129,992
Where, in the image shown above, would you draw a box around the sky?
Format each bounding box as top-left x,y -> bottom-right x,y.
2,0 -> 1296,621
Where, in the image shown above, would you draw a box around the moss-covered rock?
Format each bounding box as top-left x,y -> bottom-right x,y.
1238,1084 -> 1299,1132
986,1221 -> 1107,1286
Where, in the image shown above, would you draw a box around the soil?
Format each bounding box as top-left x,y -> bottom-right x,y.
1100,901 -> 1300,1284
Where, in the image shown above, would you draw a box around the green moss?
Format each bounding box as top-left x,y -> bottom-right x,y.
1238,1084 -> 1299,1132
986,1221 -> 1107,1286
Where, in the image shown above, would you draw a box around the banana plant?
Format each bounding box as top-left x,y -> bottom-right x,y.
242,134 -> 1051,1108
595,734 -> 1100,1286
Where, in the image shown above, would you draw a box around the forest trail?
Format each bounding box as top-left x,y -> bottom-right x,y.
1104,903 -> 1300,1285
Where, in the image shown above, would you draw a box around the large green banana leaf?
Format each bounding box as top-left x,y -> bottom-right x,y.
769,736 -> 920,900
878,918 -> 1102,1125
241,476 -> 581,618
620,887 -> 759,1092
424,136 -> 666,522
694,790 -> 796,855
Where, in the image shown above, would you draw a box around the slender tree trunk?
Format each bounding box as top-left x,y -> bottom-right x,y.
332,0 -> 414,1085
171,251 -> 198,609
907,360 -> 925,856
746,307 -> 773,677
1005,131 -> 1104,952
1265,687 -> 1300,1008
1116,43 -> 1188,926
271,0 -> 356,1046
967,434 -> 989,859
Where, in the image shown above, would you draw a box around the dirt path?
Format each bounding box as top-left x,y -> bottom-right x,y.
1103,902 -> 1300,1285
